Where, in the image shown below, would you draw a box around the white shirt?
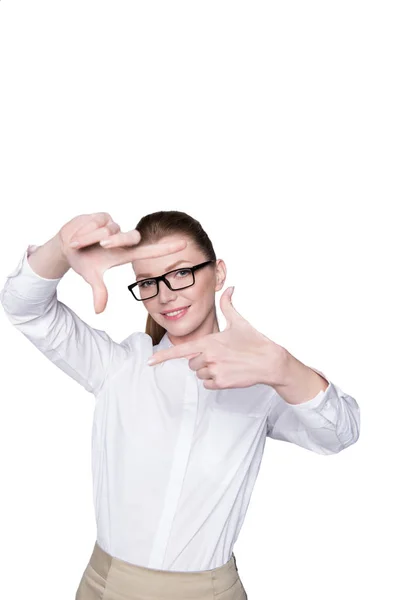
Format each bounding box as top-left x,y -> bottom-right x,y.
0,245 -> 360,572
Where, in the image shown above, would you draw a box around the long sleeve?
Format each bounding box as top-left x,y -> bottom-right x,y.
0,245 -> 131,396
266,368 -> 360,455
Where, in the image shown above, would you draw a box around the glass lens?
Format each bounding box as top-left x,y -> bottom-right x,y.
135,268 -> 194,300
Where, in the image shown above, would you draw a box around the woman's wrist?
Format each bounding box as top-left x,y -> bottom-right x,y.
27,235 -> 71,279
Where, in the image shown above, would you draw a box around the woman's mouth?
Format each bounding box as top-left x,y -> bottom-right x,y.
161,306 -> 191,320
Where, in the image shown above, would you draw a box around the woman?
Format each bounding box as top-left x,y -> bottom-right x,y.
0,210 -> 360,600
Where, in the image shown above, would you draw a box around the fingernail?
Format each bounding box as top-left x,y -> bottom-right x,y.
69,241 -> 79,247
100,239 -> 111,247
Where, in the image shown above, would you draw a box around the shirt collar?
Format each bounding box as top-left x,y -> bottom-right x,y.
157,331 -> 174,350
156,331 -> 191,369
155,332 -> 174,369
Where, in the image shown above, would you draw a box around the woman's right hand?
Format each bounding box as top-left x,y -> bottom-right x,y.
57,212 -> 187,314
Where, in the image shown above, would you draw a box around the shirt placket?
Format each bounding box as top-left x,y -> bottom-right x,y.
148,367 -> 199,568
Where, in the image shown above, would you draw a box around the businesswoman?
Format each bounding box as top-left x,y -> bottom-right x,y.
0,210 -> 360,600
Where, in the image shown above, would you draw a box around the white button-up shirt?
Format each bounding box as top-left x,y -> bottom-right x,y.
0,246 -> 360,572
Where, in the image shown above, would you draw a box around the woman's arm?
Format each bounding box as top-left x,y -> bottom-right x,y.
0,244 -> 131,396
266,368 -> 361,455
26,235 -> 71,279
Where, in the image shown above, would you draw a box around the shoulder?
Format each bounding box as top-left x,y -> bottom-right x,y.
119,331 -> 153,354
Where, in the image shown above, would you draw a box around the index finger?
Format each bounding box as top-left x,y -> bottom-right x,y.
131,238 -> 188,261
147,339 -> 203,365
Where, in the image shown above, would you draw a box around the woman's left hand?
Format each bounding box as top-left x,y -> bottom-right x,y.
147,286 -> 288,390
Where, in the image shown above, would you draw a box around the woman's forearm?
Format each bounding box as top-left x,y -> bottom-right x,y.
27,235 -> 71,279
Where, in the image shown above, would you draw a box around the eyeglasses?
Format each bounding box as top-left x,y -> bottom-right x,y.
128,260 -> 216,301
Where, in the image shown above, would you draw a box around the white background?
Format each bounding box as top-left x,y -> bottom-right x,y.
0,2 -> 398,599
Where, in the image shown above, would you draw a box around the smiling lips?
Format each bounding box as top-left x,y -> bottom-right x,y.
162,306 -> 191,320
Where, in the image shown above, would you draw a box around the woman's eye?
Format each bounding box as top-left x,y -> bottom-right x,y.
176,269 -> 191,277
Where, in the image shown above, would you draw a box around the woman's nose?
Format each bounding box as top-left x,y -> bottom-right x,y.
158,279 -> 177,301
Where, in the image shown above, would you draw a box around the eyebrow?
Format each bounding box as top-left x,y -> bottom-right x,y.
135,260 -> 193,281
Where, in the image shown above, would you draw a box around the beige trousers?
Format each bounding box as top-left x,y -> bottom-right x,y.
75,541 -> 248,600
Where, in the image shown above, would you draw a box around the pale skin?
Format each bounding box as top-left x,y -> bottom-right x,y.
61,213 -> 328,405
131,234 -> 329,404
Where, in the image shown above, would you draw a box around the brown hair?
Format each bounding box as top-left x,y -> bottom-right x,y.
133,210 -> 217,346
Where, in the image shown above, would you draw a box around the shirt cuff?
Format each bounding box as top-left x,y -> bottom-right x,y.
2,245 -> 63,300
288,367 -> 330,410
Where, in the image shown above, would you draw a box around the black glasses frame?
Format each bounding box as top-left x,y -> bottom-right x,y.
128,260 -> 216,301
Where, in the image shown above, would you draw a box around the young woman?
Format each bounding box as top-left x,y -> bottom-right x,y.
0,210 -> 360,600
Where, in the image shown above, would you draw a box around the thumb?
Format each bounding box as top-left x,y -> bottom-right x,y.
220,285 -> 238,327
89,273 -> 109,314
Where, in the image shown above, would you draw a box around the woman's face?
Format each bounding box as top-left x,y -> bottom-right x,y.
131,235 -> 226,342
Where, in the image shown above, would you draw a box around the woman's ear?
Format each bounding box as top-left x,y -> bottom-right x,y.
215,259 -> 227,291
